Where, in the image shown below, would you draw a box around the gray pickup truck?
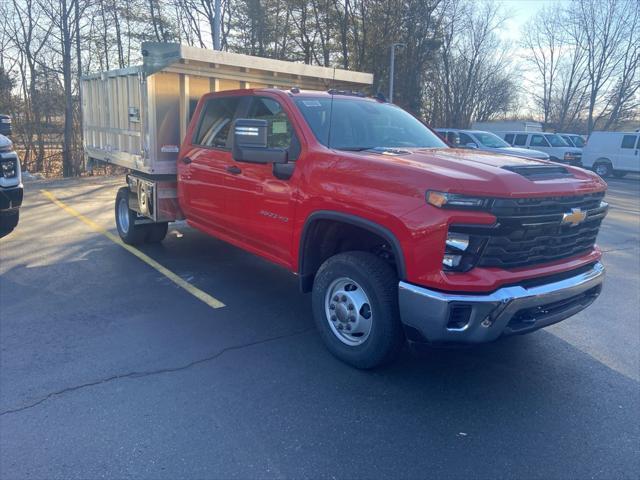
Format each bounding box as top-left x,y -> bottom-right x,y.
0,115 -> 11,136
0,134 -> 22,237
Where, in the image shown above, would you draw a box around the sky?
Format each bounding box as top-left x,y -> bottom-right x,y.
494,0 -> 572,115
498,0 -> 570,42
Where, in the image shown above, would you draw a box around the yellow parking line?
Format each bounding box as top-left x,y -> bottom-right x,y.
41,189 -> 225,309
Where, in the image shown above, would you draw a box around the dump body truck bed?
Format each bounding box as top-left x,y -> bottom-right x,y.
81,43 -> 373,175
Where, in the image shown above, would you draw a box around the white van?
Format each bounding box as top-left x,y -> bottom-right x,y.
582,131 -> 640,178
497,131 -> 582,166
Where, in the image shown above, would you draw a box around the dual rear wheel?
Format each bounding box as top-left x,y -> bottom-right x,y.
115,187 -> 168,245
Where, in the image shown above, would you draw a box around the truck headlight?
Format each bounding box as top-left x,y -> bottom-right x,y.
427,191 -> 489,209
1,159 -> 17,178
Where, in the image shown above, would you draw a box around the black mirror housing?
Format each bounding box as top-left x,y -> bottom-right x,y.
232,118 -> 288,164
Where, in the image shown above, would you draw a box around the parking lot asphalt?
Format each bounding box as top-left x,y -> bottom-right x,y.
1,175 -> 639,479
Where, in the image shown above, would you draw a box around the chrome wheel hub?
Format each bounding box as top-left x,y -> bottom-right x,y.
325,277 -> 373,346
595,164 -> 608,176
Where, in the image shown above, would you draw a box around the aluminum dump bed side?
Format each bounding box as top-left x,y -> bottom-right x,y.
81,43 -> 373,175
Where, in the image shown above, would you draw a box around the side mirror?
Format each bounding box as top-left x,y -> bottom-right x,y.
466,142 -> 478,149
232,119 -> 287,164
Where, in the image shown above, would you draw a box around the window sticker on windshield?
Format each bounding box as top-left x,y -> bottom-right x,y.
272,121 -> 287,134
302,100 -> 321,107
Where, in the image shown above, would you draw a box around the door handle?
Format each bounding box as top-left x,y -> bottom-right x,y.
226,165 -> 242,175
182,157 -> 192,164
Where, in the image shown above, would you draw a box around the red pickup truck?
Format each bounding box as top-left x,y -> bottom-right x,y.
115,89 -> 608,368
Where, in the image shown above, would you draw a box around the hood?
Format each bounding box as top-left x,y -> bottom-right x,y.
0,134 -> 12,150
351,148 -> 606,198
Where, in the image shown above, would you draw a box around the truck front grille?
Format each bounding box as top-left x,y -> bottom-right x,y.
454,192 -> 608,269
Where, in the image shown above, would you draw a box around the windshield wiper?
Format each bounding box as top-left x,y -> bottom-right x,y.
335,146 -> 375,151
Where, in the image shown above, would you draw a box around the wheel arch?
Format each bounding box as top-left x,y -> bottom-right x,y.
297,211 -> 407,293
594,157 -> 613,165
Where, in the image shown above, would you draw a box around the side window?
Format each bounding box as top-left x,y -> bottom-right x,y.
514,134 -> 528,146
504,134 -> 514,144
246,96 -> 299,160
446,131 -> 460,146
530,134 -> 549,147
194,97 -> 241,149
561,135 -> 573,146
621,135 -> 637,149
458,132 -> 475,145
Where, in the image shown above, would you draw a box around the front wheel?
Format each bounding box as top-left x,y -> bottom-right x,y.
311,251 -> 404,369
593,161 -> 613,178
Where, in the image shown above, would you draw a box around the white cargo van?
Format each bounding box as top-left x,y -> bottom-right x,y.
498,131 -> 582,166
582,131 -> 639,178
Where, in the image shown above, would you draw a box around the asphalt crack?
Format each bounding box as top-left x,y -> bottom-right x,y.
0,328 -> 314,417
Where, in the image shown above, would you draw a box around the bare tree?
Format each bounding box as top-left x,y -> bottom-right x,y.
573,0 -> 631,133
522,6 -> 565,128
430,0 -> 516,127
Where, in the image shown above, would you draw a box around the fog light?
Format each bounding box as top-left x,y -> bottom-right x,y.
443,254 -> 462,268
446,232 -> 469,251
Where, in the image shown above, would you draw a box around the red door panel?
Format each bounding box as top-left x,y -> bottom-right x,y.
225,161 -> 296,266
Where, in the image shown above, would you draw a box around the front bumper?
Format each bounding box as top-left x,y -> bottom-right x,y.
0,185 -> 23,211
398,262 -> 605,344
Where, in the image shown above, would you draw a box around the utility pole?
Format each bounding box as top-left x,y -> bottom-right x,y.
389,43 -> 406,103
213,0 -> 222,50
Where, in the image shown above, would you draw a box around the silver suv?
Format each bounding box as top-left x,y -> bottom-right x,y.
435,128 -> 550,161
0,134 -> 22,237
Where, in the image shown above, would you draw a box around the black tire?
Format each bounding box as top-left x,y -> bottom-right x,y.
612,171 -> 627,178
115,187 -> 146,245
146,222 -> 168,243
593,161 -> 613,178
0,210 -> 19,239
311,251 -> 404,369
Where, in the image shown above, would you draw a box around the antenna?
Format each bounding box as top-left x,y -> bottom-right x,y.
327,67 -> 336,149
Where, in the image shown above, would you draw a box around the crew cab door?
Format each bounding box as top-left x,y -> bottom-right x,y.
224,95 -> 301,267
178,95 -> 242,232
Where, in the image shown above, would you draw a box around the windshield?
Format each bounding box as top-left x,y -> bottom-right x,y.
544,134 -> 570,147
571,136 -> 585,147
473,131 -> 510,148
294,97 -> 447,150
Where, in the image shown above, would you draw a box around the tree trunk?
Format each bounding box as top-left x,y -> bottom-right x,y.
61,0 -> 75,177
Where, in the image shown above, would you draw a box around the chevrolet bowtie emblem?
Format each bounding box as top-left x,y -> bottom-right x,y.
562,208 -> 587,226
